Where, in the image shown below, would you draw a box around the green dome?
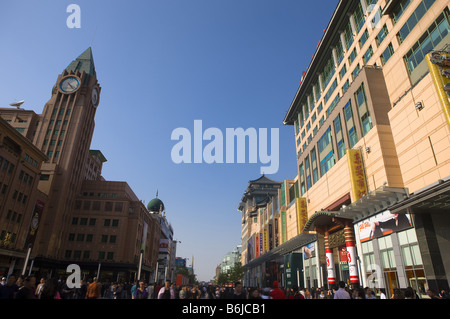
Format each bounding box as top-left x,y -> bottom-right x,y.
147,198 -> 164,212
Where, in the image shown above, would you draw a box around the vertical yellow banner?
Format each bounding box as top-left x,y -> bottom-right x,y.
347,149 -> 368,202
263,226 -> 269,253
426,52 -> 450,131
296,198 -> 308,234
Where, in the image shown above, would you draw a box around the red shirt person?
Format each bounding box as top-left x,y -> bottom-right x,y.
269,281 -> 286,299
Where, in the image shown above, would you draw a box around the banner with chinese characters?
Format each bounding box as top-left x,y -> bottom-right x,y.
426,51 -> 450,130
296,198 -> 308,234
347,149 -> 368,202
24,200 -> 45,248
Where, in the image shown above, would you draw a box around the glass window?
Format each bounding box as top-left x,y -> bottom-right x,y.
305,155 -> 312,189
299,163 -> 306,195
344,100 -> 358,148
344,20 -> 354,50
318,127 -> 336,175
381,43 -> 395,65
392,0 -> 413,24
376,25 -> 389,46
333,114 -> 346,159
311,147 -> 319,184
404,11 -> 449,74
355,84 -> 373,136
359,29 -> 370,48
354,2 -> 365,32
363,45 -> 374,64
397,0 -> 436,43
349,48 -> 357,65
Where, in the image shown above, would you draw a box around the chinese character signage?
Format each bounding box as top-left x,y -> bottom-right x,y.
347,149 -> 368,202
296,198 -> 308,234
24,200 -> 45,248
426,51 -> 450,131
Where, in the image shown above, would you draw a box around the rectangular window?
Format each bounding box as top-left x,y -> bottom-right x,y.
359,29 -> 370,48
335,39 -> 344,66
353,2 -> 365,32
324,79 -> 338,104
363,45 -> 374,64
318,127 -> 336,175
355,84 -> 373,136
344,100 -> 358,148
381,43 -> 395,65
299,163 -> 306,195
397,0 -> 436,43
349,48 -> 358,65
311,147 -> 319,184
376,25 -> 389,46
305,155 -> 312,190
339,63 -> 347,80
404,11 -> 450,74
334,115 -> 346,160
352,64 -> 361,79
344,20 -> 354,50
392,0 -> 413,24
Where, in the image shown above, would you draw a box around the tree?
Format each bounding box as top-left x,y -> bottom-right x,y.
229,262 -> 244,283
174,266 -> 197,285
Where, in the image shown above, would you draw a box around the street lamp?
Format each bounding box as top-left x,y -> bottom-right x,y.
137,249 -> 144,283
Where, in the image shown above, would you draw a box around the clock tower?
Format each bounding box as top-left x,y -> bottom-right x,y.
33,47 -> 101,259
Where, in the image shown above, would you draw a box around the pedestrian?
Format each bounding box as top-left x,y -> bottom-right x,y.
378,288 -> 387,299
0,274 -> 19,299
206,285 -> 216,299
352,287 -> 365,299
392,288 -> 405,299
86,277 -> 101,299
231,282 -> 247,299
15,276 -> 36,299
318,290 -> 326,299
191,285 -> 201,299
269,281 -> 286,299
333,282 -> 351,299
261,287 -> 270,299
145,283 -> 154,299
35,277 -> 46,298
288,285 -> 304,299
249,287 -> 262,299
439,289 -> 447,299
364,287 -> 375,299
304,289 -> 312,299
1,277 -> 6,286
40,277 -> 61,299
158,280 -> 174,299
133,281 -> 148,299
74,279 -> 87,299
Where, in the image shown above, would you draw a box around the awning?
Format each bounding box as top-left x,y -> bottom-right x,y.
244,233 -> 317,269
303,186 -> 409,232
389,177 -> 450,214
303,211 -> 341,232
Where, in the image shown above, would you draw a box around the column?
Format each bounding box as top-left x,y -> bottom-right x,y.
344,222 -> 359,285
324,231 -> 337,285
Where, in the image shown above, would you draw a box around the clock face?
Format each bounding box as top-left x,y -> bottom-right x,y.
59,76 -> 80,94
92,87 -> 99,107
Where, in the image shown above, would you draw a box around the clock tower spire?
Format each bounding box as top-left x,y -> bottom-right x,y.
33,48 -> 101,259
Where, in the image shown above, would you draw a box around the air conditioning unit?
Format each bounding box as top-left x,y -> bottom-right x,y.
415,102 -> 424,110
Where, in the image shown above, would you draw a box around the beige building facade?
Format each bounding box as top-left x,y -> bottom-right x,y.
241,0 -> 450,297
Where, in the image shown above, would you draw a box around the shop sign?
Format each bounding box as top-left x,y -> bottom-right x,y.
357,210 -> 412,243
347,149 -> 368,201
296,198 -> 308,234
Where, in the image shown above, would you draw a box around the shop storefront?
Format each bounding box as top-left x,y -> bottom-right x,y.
355,210 -> 430,298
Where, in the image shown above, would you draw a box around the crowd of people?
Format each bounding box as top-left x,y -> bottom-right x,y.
0,274 -> 448,300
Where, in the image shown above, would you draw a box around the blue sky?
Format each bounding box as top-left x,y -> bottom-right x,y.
0,0 -> 339,282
